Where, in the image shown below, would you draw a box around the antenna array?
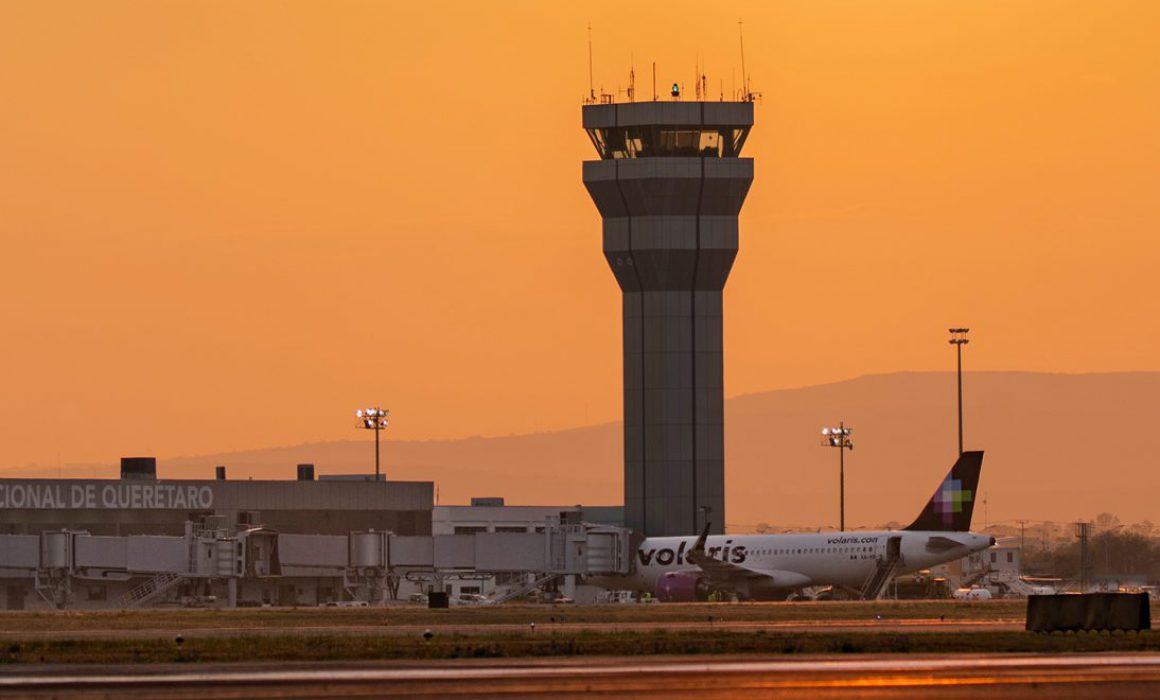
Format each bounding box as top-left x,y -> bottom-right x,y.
583,22 -> 760,104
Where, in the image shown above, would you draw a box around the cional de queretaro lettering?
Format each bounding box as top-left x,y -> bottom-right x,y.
0,483 -> 215,510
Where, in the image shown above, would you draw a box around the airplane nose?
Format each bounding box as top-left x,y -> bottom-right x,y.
989,537 -> 996,546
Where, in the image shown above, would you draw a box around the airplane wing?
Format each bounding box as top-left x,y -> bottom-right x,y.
684,522 -> 811,589
686,548 -> 772,581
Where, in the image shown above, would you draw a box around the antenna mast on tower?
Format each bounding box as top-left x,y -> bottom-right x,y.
587,24 -> 596,103
694,55 -> 701,100
738,19 -> 748,100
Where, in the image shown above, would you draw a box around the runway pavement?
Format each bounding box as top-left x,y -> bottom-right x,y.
2,654 -> 1158,698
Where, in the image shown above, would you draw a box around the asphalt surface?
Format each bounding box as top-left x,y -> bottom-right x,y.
1,654 -> 1158,698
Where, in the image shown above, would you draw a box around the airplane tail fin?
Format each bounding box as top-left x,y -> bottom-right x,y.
903,451 -> 984,532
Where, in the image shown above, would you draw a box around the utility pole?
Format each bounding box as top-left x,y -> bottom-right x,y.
821,424 -> 854,531
948,328 -> 970,455
1075,521 -> 1093,592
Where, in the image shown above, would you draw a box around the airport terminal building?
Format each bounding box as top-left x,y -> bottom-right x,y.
0,460 -> 631,610
0,474 -> 433,537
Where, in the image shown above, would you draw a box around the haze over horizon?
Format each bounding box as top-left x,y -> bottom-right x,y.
3,3 -> 1158,484
13,371 -> 1157,529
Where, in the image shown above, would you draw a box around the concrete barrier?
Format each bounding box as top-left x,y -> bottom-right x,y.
1026,593 -> 1151,633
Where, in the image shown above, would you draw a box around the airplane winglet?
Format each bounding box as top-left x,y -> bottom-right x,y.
690,518 -> 711,554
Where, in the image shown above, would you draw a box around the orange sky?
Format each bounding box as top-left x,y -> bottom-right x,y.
1,1 -> 1158,470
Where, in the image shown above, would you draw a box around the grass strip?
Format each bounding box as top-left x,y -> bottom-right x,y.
0,600 -> 1026,633
2,629 -> 1156,665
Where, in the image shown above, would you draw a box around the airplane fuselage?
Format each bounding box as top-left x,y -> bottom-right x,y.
605,530 -> 994,594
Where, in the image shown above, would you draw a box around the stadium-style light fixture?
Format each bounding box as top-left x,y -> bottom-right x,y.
820,423 -> 853,531
948,328 -> 971,456
355,407 -> 389,481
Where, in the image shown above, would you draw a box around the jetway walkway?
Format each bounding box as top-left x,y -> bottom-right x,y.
0,517 -> 633,609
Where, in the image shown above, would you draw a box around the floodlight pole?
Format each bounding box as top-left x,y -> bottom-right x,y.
948,329 -> 970,456
839,423 -> 846,532
356,407 -> 389,481
956,342 -> 962,455
821,423 -> 854,531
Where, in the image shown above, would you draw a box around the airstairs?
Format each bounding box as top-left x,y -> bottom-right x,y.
122,572 -> 184,608
989,571 -> 1042,597
860,536 -> 903,600
492,573 -> 558,605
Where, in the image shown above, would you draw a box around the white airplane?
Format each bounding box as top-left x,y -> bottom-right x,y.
593,451 -> 993,601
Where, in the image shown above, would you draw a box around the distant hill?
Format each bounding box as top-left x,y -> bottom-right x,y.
28,372 -> 1160,529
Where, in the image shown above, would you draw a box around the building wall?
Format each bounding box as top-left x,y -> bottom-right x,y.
432,505 -> 624,535
0,478 -> 434,536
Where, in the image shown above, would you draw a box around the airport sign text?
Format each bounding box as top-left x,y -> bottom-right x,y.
0,483 -> 215,510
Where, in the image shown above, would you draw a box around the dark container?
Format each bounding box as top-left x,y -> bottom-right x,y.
120,457 -> 156,481
1027,593 -> 1151,632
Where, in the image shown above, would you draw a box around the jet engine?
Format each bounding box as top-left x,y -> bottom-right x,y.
655,571 -> 710,602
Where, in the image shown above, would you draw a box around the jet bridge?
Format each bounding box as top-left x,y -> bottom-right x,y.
0,517 -> 633,609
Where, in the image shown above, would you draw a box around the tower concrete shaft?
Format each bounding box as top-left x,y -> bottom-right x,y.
583,101 -> 753,537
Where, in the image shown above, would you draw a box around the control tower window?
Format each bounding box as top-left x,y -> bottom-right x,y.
585,125 -> 750,159
586,128 -> 607,158
658,129 -> 699,155
731,128 -> 750,156
698,130 -> 720,156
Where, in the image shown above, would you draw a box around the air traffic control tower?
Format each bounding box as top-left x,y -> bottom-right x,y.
583,100 -> 753,537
